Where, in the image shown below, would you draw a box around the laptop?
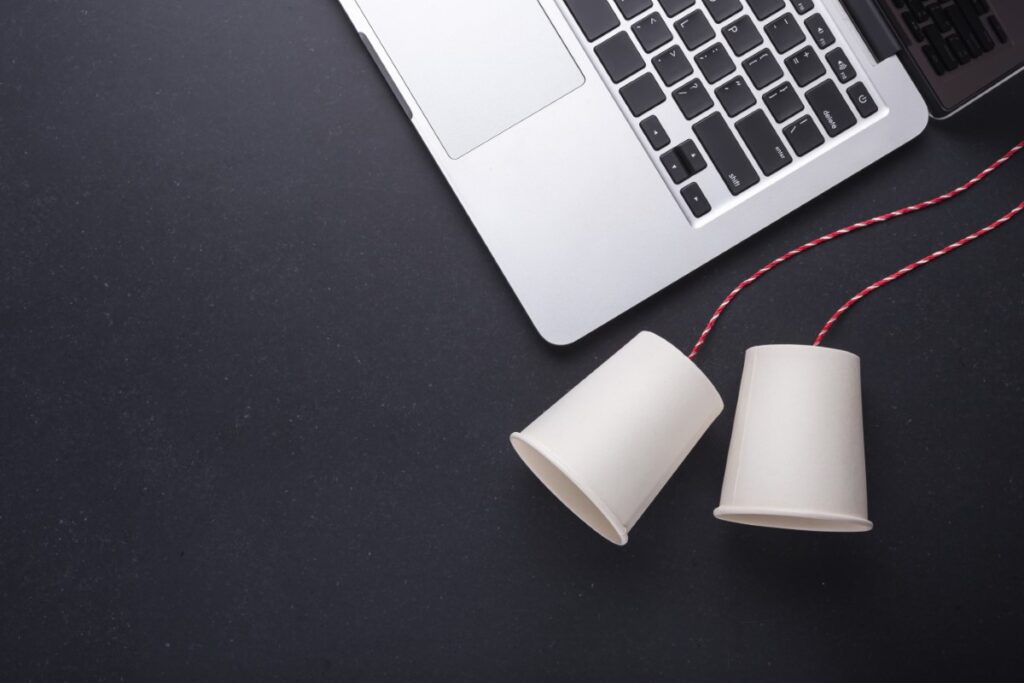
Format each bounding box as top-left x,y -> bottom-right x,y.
340,0 -> 1023,344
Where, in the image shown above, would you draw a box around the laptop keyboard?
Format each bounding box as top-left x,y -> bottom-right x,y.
890,0 -> 1008,76
563,0 -> 881,220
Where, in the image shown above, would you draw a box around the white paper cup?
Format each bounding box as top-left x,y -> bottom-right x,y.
511,331 -> 723,545
715,344 -> 872,532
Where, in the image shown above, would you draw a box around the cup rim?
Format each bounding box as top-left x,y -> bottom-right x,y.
510,432 -> 629,545
745,343 -> 861,362
713,505 -> 873,532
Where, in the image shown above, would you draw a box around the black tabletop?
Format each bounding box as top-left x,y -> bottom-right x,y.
3,1 -> 1024,680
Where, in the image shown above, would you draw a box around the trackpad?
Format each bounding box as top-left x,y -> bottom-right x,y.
356,0 -> 584,159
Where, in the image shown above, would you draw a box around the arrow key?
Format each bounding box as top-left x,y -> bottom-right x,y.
660,146 -> 691,184
640,115 -> 671,150
679,139 -> 707,174
681,182 -> 711,217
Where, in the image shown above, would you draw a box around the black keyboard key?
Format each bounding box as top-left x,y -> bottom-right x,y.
806,80 -> 856,137
695,42 -> 736,83
675,11 -> 715,49
948,35 -> 971,65
595,32 -> 645,82
847,82 -> 877,118
792,0 -> 814,14
633,13 -> 673,52
704,0 -> 742,23
736,110 -> 792,176
659,0 -> 696,16
640,115 -> 671,149
743,49 -> 783,89
989,16 -> 1007,44
681,182 -> 712,217
763,81 -> 804,122
653,46 -> 694,85
565,0 -> 620,41
907,0 -> 928,22
661,146 -> 691,183
785,46 -> 825,86
765,13 -> 805,53
613,0 -> 653,19
922,44 -> 945,75
747,0 -> 785,20
723,16 -> 763,56
673,78 -> 714,118
659,139 -> 708,182
902,12 -> 924,42
924,25 -> 958,70
783,114 -> 824,156
804,14 -> 835,49
953,0 -> 994,51
715,76 -> 756,116
825,47 -> 856,83
679,139 -> 707,173
694,112 -> 760,195
947,4 -> 983,56
620,73 -> 667,115
929,6 -> 952,33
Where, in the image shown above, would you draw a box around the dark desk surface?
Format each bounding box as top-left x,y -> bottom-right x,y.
3,1 -> 1024,680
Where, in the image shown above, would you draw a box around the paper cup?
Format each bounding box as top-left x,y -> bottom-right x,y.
511,331 -> 723,545
715,344 -> 872,532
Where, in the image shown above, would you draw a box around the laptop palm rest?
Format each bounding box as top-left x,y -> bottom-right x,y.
355,0 -> 584,159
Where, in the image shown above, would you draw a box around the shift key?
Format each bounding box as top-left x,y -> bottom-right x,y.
693,113 -> 759,195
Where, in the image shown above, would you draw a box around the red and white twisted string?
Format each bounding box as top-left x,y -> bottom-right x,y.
688,140 -> 1024,360
812,201 -> 1024,346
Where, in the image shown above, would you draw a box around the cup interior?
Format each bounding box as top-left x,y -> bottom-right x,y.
511,434 -> 627,545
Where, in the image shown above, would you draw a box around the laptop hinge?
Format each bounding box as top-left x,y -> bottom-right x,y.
840,0 -> 902,63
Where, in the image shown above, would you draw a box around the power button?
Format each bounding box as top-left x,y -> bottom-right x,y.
847,82 -> 878,118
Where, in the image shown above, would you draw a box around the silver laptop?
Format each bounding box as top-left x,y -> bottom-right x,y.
340,0 -> 1023,344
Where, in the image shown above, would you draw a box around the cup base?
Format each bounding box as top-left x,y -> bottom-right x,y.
714,506 -> 873,532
